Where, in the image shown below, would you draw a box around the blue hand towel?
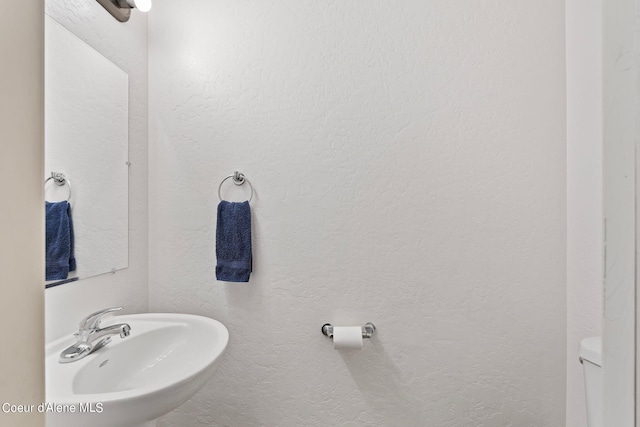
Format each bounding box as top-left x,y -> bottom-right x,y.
216,201 -> 252,282
46,201 -> 76,281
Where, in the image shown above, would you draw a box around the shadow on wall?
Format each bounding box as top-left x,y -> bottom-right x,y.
340,339 -> 422,423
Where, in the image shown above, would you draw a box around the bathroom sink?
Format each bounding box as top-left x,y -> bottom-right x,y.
46,313 -> 229,427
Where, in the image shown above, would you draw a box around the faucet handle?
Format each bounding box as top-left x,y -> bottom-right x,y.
79,307 -> 122,331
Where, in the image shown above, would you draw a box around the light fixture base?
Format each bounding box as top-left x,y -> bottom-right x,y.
96,0 -> 131,22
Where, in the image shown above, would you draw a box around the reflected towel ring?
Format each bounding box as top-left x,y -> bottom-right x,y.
218,171 -> 253,203
45,172 -> 72,202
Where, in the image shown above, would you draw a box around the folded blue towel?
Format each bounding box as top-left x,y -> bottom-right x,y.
45,201 -> 76,281
216,201 -> 252,282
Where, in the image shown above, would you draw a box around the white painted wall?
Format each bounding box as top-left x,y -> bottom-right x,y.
44,0 -> 149,341
0,2 -> 45,426
149,1 -> 567,425
602,0 -> 637,425
565,0 -> 604,426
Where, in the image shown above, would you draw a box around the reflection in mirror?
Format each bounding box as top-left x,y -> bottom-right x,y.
45,15 -> 129,288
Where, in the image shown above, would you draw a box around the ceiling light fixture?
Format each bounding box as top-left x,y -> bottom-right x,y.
96,0 -> 152,22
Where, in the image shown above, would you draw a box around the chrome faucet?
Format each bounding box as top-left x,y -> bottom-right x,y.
59,307 -> 131,363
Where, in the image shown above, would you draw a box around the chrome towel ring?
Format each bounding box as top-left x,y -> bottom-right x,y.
45,172 -> 72,202
218,171 -> 253,203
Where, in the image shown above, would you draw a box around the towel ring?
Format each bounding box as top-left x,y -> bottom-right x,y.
218,171 -> 253,203
45,172 -> 72,202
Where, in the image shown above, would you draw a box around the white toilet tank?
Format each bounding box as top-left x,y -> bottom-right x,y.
580,336 -> 602,427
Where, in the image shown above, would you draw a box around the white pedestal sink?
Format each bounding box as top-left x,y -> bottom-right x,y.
46,313 -> 229,427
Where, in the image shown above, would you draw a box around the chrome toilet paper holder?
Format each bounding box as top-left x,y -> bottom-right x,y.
321,322 -> 376,339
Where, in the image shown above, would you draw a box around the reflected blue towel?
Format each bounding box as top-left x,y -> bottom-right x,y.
216,201 -> 252,282
45,201 -> 76,281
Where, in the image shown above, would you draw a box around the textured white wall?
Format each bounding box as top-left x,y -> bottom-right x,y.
0,2 -> 45,426
602,0 -> 637,425
149,1 -> 566,425
565,0 -> 603,425
44,0 -> 148,341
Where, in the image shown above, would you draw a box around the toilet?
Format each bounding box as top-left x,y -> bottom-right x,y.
580,336 -> 602,427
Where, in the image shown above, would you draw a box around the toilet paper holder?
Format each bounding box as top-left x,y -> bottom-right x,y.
321,322 -> 376,339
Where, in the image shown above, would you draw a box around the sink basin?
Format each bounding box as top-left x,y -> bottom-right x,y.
46,313 -> 229,427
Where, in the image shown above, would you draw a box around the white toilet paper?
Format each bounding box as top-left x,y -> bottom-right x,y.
333,326 -> 363,350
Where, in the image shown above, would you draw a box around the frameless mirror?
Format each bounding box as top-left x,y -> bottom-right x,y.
44,15 -> 129,288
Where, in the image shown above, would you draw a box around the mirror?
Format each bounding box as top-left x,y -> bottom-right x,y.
44,15 -> 129,288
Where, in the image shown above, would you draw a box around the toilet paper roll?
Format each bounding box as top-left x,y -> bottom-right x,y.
333,326 -> 363,350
